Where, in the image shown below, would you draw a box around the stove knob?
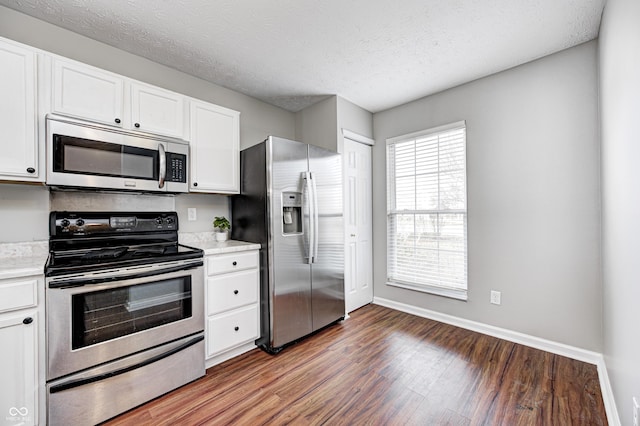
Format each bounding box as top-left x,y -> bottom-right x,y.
155,217 -> 163,225
166,217 -> 175,225
60,219 -> 70,227
76,219 -> 85,227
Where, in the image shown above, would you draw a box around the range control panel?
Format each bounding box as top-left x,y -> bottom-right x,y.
50,211 -> 179,236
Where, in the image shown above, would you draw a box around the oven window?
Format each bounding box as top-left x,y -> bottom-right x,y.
53,134 -> 159,180
71,276 -> 192,349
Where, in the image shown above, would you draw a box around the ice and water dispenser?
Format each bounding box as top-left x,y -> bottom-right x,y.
282,192 -> 302,234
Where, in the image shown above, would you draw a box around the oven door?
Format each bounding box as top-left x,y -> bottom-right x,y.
46,260 -> 204,381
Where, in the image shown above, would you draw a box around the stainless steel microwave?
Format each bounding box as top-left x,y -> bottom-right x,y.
46,115 -> 189,193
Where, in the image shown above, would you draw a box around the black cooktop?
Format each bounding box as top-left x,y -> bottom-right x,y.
45,211 -> 203,277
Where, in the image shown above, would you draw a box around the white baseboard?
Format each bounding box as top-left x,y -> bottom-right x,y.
205,342 -> 257,369
595,355 -> 621,426
372,297 -> 620,425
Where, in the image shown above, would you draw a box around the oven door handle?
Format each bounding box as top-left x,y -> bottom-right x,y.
49,334 -> 204,394
48,261 -> 203,289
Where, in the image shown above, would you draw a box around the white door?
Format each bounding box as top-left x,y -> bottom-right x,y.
343,136 -> 373,313
189,100 -> 240,194
53,59 -> 124,126
0,41 -> 38,180
131,82 -> 185,139
0,311 -> 38,426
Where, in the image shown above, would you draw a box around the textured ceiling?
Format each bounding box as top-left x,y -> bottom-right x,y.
0,0 -> 605,113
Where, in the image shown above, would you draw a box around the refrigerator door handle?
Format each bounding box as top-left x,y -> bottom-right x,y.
305,171 -> 315,264
310,172 -> 319,264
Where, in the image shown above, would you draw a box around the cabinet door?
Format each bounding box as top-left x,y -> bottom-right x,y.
53,59 -> 124,126
0,41 -> 38,180
190,100 -> 240,193
0,312 -> 38,426
131,82 -> 185,139
206,305 -> 258,357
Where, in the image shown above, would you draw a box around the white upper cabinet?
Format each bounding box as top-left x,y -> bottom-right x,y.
189,100 -> 240,194
53,59 -> 124,127
131,82 -> 184,139
52,59 -> 186,139
0,41 -> 39,181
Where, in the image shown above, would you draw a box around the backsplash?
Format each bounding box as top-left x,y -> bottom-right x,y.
0,184 -> 231,243
50,189 -> 175,212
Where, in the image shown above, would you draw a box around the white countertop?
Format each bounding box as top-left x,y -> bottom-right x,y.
184,239 -> 261,256
0,235 -> 261,279
0,241 -> 48,280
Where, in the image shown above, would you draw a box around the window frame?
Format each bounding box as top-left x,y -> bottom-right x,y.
386,120 -> 468,300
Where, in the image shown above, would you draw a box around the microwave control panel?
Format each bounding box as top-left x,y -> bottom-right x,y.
167,153 -> 187,183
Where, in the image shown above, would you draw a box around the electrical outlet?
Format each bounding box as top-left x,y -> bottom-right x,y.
187,208 -> 197,221
633,397 -> 639,426
490,290 -> 501,305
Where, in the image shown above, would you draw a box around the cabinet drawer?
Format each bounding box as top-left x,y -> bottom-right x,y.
207,251 -> 258,276
0,278 -> 37,314
207,305 -> 258,356
207,269 -> 258,315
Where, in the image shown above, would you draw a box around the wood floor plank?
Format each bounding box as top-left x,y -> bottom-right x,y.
103,304 -> 607,426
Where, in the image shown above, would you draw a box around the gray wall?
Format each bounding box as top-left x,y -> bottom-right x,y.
295,95 -> 373,152
337,96 -> 374,151
599,0 -> 640,421
0,5 -> 296,241
0,184 -> 49,243
295,96 -> 338,151
372,41 -> 602,351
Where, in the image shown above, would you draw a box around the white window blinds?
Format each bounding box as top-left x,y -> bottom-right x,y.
386,121 -> 467,300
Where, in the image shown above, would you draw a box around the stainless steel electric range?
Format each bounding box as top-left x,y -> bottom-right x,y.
44,211 -> 204,426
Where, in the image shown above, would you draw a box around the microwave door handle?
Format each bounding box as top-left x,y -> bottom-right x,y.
158,144 -> 166,189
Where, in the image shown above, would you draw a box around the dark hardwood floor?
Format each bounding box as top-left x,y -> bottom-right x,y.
105,304 -> 607,425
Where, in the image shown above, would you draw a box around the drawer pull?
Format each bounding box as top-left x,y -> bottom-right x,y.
234,326 -> 239,331
23,317 -> 33,325
232,261 -> 237,266
233,290 -> 239,295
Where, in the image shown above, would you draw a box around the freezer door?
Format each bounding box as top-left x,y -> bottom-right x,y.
308,145 -> 345,331
269,137 -> 313,348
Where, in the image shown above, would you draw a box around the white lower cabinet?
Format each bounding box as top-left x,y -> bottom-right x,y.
205,250 -> 259,365
0,275 -> 41,426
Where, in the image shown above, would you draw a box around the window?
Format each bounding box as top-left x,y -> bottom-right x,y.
386,121 -> 467,300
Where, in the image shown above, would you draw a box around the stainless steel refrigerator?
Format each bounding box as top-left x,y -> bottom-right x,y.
231,136 -> 344,353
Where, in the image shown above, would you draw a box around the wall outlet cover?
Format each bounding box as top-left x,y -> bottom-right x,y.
490,290 -> 501,305
187,208 -> 197,221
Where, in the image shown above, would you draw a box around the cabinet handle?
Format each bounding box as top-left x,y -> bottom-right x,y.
114,118 -> 121,124
234,290 -> 239,295
134,122 -> 140,128
193,182 -> 198,187
26,167 -> 35,174
234,326 -> 239,331
23,317 -> 33,325
232,261 -> 237,266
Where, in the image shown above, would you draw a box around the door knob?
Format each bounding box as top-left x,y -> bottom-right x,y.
350,234 -> 356,237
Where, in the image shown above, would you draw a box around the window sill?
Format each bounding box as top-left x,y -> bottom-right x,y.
386,281 -> 468,301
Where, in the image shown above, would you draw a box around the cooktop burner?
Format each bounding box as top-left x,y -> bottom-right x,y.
45,211 -> 203,277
